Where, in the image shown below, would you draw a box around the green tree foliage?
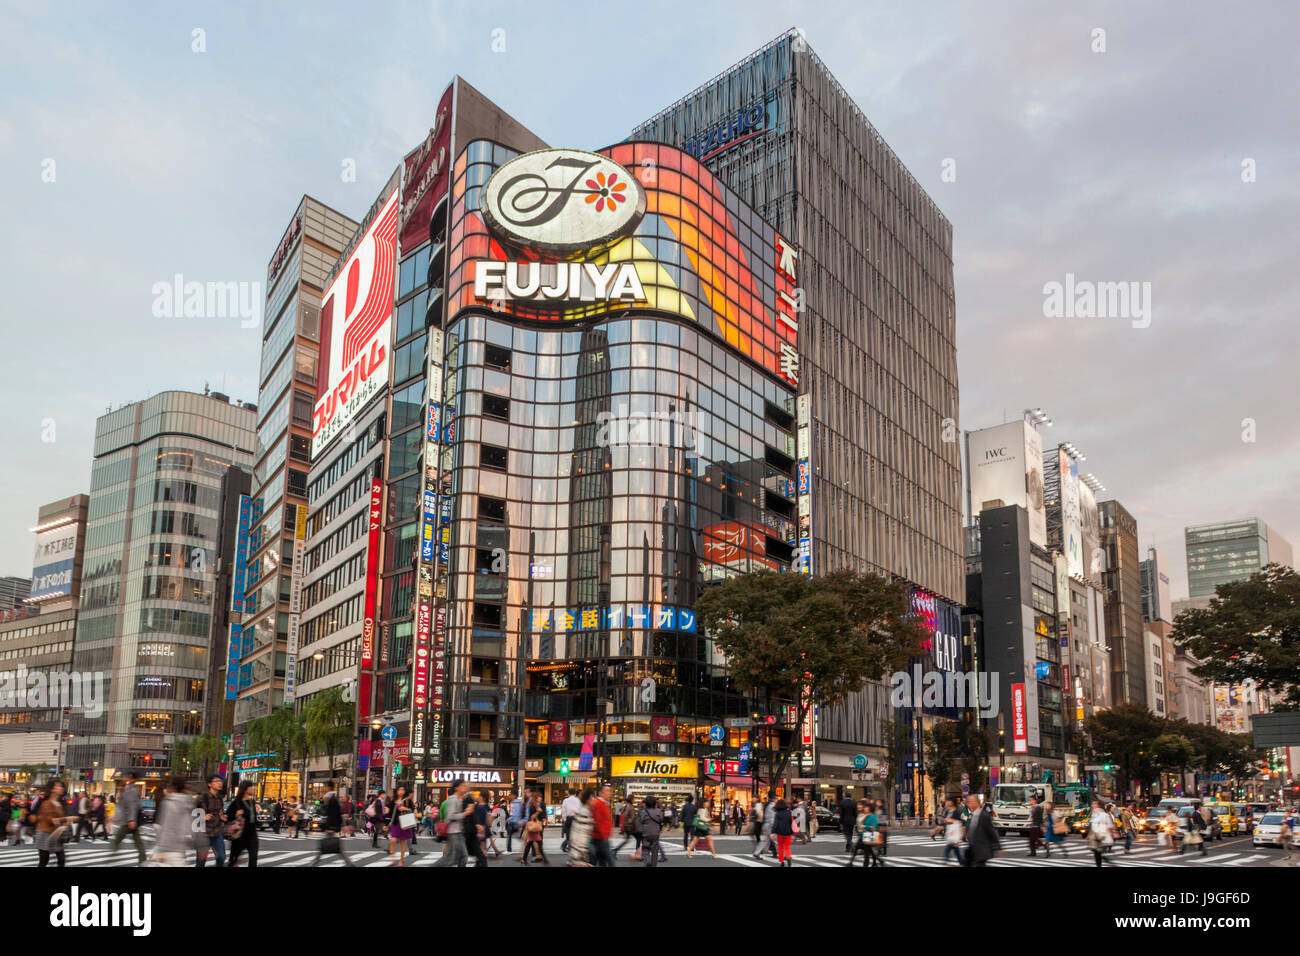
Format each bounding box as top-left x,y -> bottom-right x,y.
303,687 -> 354,779
1171,564 -> 1300,709
696,568 -> 925,783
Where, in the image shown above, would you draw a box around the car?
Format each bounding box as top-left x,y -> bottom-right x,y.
138,798 -> 156,824
1252,812 -> 1289,848
254,805 -> 271,831
812,805 -> 837,829
1139,809 -> 1165,834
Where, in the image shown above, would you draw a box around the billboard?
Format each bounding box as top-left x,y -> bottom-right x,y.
700,520 -> 779,574
1058,448 -> 1083,577
967,421 -> 1046,547
398,84 -> 453,253
447,142 -> 801,388
358,478 -> 383,721
311,188 -> 400,457
1079,479 -> 1101,581
30,526 -> 77,600
1011,683 -> 1028,754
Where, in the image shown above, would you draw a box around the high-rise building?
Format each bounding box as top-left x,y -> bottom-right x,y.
0,495 -> 88,782
67,391 -> 254,785
236,197 -> 356,733
201,465 -> 250,740
630,30 -> 962,802
1185,518 -> 1294,597
0,577 -> 31,612
1139,547 -> 1173,623
1099,499 -> 1146,706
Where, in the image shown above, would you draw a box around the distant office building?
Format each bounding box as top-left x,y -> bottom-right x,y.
1139,547 -> 1173,623
67,390 -> 254,787
236,197 -> 356,733
1185,518 -> 1294,597
0,495 -> 88,782
966,504 -> 1072,783
0,577 -> 30,613
1099,499 -> 1145,706
202,466 -> 251,740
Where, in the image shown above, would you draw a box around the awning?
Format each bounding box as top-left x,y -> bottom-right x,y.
705,775 -> 769,786
537,771 -> 596,784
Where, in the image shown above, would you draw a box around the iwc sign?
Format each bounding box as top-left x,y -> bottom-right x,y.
482,148 -> 646,254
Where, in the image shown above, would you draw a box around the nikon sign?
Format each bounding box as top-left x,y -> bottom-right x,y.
609,755 -> 699,779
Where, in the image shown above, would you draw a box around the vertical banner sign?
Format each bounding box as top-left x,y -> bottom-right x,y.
225,624 -> 241,700
359,478 -> 383,721
284,505 -> 307,705
1011,682 -> 1028,754
578,734 -> 595,772
795,394 -> 812,575
231,495 -> 251,613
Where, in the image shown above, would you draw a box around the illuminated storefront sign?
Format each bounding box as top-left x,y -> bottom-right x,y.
231,495 -> 251,613
358,479 -> 382,721
528,604 -> 696,633
449,141 -> 801,388
609,756 -> 700,779
284,503 -> 307,705
1011,682 -> 1028,754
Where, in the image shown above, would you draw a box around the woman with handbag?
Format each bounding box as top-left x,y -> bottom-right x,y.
226,781 -> 259,867
1043,801 -> 1069,857
854,803 -> 882,867
687,801 -> 718,859
387,785 -> 417,866
1086,799 -> 1116,867
30,779 -> 74,868
366,791 -> 387,847
520,795 -> 550,865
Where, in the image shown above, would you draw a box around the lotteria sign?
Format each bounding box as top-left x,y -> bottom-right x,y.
427,768 -> 515,785
609,756 -> 699,778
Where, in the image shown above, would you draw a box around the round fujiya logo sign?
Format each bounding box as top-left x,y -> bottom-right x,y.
483,148 -> 646,254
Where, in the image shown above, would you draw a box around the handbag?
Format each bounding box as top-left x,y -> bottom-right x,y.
225,820 -> 245,840
398,811 -> 418,831
861,830 -> 883,845
365,803 -> 378,818
694,815 -> 711,833
525,819 -> 543,835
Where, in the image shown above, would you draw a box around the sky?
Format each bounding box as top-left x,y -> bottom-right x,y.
1,0 -> 1296,601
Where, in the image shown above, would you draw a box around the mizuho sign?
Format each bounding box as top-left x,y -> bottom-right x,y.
482,148 -> 646,254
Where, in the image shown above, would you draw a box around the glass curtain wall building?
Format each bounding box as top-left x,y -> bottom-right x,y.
238,198 -> 355,730
68,391 -> 254,781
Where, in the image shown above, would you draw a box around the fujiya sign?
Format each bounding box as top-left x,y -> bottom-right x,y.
483,148 -> 646,254
473,260 -> 644,305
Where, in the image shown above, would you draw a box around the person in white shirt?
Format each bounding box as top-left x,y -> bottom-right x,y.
560,789 -> 583,852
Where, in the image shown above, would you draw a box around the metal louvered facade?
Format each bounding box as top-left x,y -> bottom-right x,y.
633,30 -> 962,606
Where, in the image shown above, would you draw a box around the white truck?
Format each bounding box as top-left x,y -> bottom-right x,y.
988,782 -> 1089,836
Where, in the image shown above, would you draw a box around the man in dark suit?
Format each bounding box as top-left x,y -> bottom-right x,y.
839,796 -> 858,851
963,795 -> 1001,866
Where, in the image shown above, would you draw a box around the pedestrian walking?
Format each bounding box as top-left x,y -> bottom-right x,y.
109,770 -> 147,865
839,794 -> 857,851
679,793 -> 697,851
387,785 -> 418,866
506,792 -> 525,854
1161,806 -> 1181,854
638,795 -> 667,867
854,803 -> 883,867
311,784 -> 355,867
367,791 -> 387,847
519,793 -> 550,865
566,788 -> 595,866
751,793 -> 776,859
480,793 -> 503,858
1086,799 -> 1116,867
194,774 -> 227,868
226,781 -> 260,868
963,795 -> 1001,867
941,798 -> 965,865
589,784 -> 616,867
1181,809 -> 1207,857
686,799 -> 718,859
1043,801 -> 1068,857
560,788 -> 582,852
615,796 -> 641,858
29,779 -> 74,868
151,777 -> 193,866
771,798 -> 795,866
793,799 -> 810,845
1027,796 -> 1044,857
1120,804 -> 1137,854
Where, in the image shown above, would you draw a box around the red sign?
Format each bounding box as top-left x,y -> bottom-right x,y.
1062,664 -> 1071,695
1011,682 -> 1028,754
358,479 -> 383,720
701,520 -> 779,569
651,716 -> 676,743
549,721 -> 569,745
399,84 -> 454,253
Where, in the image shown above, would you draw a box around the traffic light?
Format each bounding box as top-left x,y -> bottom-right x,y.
559,758 -> 570,776
142,754 -> 151,764
1101,764 -> 1114,771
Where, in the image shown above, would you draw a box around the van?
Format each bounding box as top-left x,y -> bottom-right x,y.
1157,797 -> 1202,814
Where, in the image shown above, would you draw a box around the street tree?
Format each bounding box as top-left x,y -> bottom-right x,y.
1171,564 -> 1300,709
303,687 -> 354,782
696,568 -> 926,794
924,719 -> 960,802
